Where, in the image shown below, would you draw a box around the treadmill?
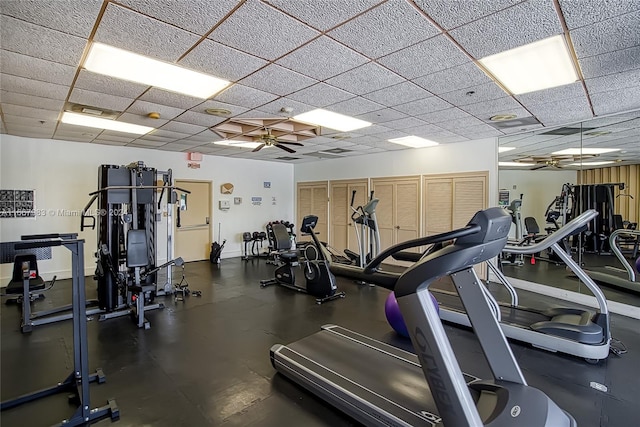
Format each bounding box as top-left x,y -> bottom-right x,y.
271,208 -> 576,426
583,228 -> 640,294
397,210 -> 611,362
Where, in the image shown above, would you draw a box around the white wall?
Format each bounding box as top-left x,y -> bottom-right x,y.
0,135 -> 294,280
294,137 -> 499,203
498,169 -> 578,228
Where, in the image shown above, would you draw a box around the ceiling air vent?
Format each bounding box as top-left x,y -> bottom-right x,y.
66,102 -> 120,120
487,116 -> 541,129
541,127 -> 597,136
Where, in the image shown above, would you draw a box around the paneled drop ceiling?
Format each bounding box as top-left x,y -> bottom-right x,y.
0,0 -> 639,165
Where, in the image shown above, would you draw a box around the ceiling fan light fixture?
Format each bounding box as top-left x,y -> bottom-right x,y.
293,109 -> 371,132
490,114 -> 517,121
84,42 -> 230,99
479,35 -> 578,95
205,108 -> 232,117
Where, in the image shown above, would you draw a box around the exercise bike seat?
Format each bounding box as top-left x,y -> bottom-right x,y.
280,251 -> 298,262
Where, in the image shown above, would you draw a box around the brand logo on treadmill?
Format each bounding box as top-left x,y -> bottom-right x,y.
419,411 -> 442,425
414,327 -> 454,413
510,405 -> 521,417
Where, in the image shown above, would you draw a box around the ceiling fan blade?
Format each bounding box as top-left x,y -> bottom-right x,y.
530,164 -> 548,170
277,141 -> 304,147
275,143 -> 296,153
252,143 -> 266,152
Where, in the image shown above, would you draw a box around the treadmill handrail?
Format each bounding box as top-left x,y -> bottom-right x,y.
363,225 -> 481,274
504,209 -> 598,254
610,228 -> 639,282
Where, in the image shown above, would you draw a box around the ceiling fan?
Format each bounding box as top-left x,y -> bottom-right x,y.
516,154 -> 598,170
252,127 -> 304,153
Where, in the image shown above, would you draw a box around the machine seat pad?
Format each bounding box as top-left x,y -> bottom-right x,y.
6,277 -> 46,293
280,252 -> 298,262
532,308 -> 603,344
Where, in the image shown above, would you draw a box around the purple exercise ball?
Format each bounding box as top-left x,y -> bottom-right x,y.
636,256 -> 640,274
385,291 -> 439,338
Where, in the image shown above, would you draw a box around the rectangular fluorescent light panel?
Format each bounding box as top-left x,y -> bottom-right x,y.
499,162 -> 534,167
388,136 -> 439,148
479,35 -> 578,95
498,146 -> 516,153
214,140 -> 262,149
552,148 -> 620,155
293,109 -> 371,132
84,42 -> 230,99
569,161 -> 614,166
61,111 -> 153,134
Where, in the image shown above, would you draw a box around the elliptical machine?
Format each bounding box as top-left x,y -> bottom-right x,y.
343,190 -> 380,267
260,217 -> 345,304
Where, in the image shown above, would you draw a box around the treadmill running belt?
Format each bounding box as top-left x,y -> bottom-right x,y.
271,325 -> 479,427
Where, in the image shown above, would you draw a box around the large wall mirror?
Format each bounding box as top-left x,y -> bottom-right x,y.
498,109 -> 640,308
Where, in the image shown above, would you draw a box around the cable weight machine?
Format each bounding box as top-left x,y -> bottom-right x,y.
81,161 -> 191,328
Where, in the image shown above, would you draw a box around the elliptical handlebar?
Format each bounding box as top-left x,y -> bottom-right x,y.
363,225 -> 481,274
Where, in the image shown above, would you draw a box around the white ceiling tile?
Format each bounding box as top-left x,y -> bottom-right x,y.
2,104 -> 60,121
377,35 -> 468,79
174,110 -> 226,127
402,123 -> 448,138
570,10 -> 640,59
276,36 -> 368,80
0,50 -> 76,86
325,62 -> 404,95
362,81 -> 433,107
139,88 -> 203,110
117,112 -> 168,128
198,99 -> 249,117
585,68 -> 640,94
130,138 -> 168,146
559,0 -> 640,29
179,39 -> 268,81
265,0 -> 383,31
1,15 -> 86,66
93,139 -> 130,146
516,82 -> 585,106
147,129 -> 190,140
0,74 -> 69,100
180,130 -> 220,143
116,0 -> 238,35
257,98 -> 315,117
352,124 -> 393,135
413,0 -> 521,30
208,0 -> 319,60
159,121 -> 207,135
0,0 -> 101,37
288,83 -> 354,107
578,46 -> 640,79
412,62 -> 491,94
416,107 -> 473,124
213,84 -> 279,109
2,112 -> 57,129
449,1 -> 562,58
461,97 -> 530,121
328,0 -> 440,58
125,100 -> 185,121
0,91 -> 65,111
528,97 -> 593,127
74,70 -> 149,99
436,116 -> 487,131
239,64 -> 317,96
383,117 -> 430,130
326,96 -> 384,116
591,86 -> 640,116
393,96 -> 452,115
69,88 -> 134,112
6,125 -> 55,138
96,131 -> 138,142
94,4 -> 200,62
439,82 -> 506,107
356,108 -> 408,123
